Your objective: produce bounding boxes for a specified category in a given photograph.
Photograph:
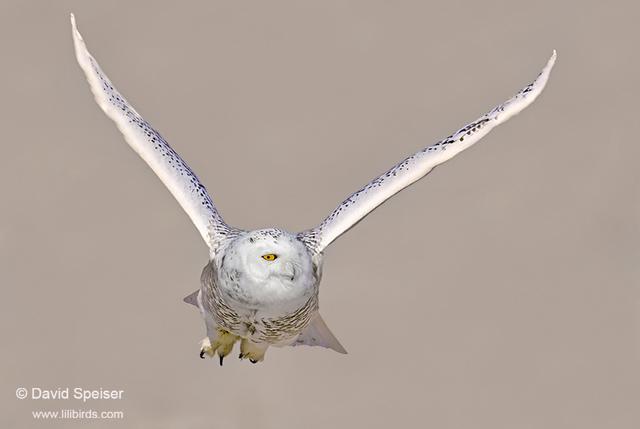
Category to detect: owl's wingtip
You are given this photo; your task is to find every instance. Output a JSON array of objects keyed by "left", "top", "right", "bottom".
[
  {"left": 547, "top": 50, "right": 557, "bottom": 69},
  {"left": 70, "top": 12, "right": 81, "bottom": 40},
  {"left": 537, "top": 49, "right": 557, "bottom": 81}
]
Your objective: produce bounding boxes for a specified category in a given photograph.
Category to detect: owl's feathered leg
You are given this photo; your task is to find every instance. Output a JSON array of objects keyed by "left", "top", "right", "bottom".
[
  {"left": 189, "top": 290, "right": 239, "bottom": 365},
  {"left": 239, "top": 339, "right": 268, "bottom": 363},
  {"left": 200, "top": 328, "right": 239, "bottom": 365}
]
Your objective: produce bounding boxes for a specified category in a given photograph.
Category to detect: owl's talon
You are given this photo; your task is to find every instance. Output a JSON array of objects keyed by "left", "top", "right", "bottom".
[
  {"left": 199, "top": 330, "right": 239, "bottom": 364},
  {"left": 239, "top": 339, "right": 267, "bottom": 363},
  {"left": 200, "top": 337, "right": 216, "bottom": 359}
]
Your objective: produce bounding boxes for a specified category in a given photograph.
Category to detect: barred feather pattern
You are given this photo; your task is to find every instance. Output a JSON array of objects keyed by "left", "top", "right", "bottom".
[{"left": 201, "top": 261, "right": 319, "bottom": 343}]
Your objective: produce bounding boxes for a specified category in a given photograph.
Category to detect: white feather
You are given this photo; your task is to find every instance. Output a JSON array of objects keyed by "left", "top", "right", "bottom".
[
  {"left": 70, "top": 14, "right": 232, "bottom": 249},
  {"left": 300, "top": 51, "right": 557, "bottom": 253}
]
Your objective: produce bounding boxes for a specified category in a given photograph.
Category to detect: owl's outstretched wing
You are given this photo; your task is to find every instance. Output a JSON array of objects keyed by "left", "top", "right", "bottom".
[
  {"left": 71, "top": 14, "right": 236, "bottom": 250},
  {"left": 298, "top": 51, "right": 556, "bottom": 254}
]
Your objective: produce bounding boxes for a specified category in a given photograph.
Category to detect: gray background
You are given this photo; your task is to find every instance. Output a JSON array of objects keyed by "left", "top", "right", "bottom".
[{"left": 1, "top": 0, "right": 638, "bottom": 428}]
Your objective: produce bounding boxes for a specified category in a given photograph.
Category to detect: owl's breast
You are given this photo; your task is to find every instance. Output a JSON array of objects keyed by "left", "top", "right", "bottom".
[{"left": 201, "top": 260, "right": 319, "bottom": 343}]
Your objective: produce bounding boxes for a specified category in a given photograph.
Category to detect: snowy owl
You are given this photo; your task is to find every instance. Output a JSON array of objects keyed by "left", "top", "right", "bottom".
[{"left": 71, "top": 15, "right": 556, "bottom": 364}]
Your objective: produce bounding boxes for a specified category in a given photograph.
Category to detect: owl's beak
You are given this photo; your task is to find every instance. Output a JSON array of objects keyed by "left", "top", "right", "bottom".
[{"left": 281, "top": 261, "right": 296, "bottom": 282}]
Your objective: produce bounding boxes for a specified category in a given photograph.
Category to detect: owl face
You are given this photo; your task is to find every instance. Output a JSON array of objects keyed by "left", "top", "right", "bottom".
[{"left": 217, "top": 229, "right": 316, "bottom": 312}]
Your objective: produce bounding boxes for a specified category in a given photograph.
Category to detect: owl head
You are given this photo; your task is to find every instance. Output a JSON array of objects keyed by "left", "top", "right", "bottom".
[{"left": 216, "top": 229, "right": 316, "bottom": 311}]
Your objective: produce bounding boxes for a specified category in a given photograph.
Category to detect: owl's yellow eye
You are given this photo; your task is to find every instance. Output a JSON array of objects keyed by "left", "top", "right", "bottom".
[{"left": 261, "top": 254, "right": 278, "bottom": 261}]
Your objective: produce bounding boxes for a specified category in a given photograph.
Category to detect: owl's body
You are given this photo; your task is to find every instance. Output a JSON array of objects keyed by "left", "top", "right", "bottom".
[
  {"left": 189, "top": 229, "right": 334, "bottom": 362},
  {"left": 71, "top": 14, "right": 556, "bottom": 364}
]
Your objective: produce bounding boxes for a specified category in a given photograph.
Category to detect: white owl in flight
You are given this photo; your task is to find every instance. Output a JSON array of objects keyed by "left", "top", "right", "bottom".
[{"left": 71, "top": 14, "right": 555, "bottom": 365}]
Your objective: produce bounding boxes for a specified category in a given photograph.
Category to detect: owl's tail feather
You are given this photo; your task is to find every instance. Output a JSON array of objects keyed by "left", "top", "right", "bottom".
[
  {"left": 292, "top": 313, "right": 347, "bottom": 354},
  {"left": 183, "top": 290, "right": 199, "bottom": 307}
]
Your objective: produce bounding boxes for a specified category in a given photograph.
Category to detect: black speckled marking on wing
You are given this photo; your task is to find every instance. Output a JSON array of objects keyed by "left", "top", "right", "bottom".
[
  {"left": 88, "top": 56, "right": 234, "bottom": 241},
  {"left": 298, "top": 52, "right": 556, "bottom": 254},
  {"left": 72, "top": 15, "right": 240, "bottom": 249}
]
